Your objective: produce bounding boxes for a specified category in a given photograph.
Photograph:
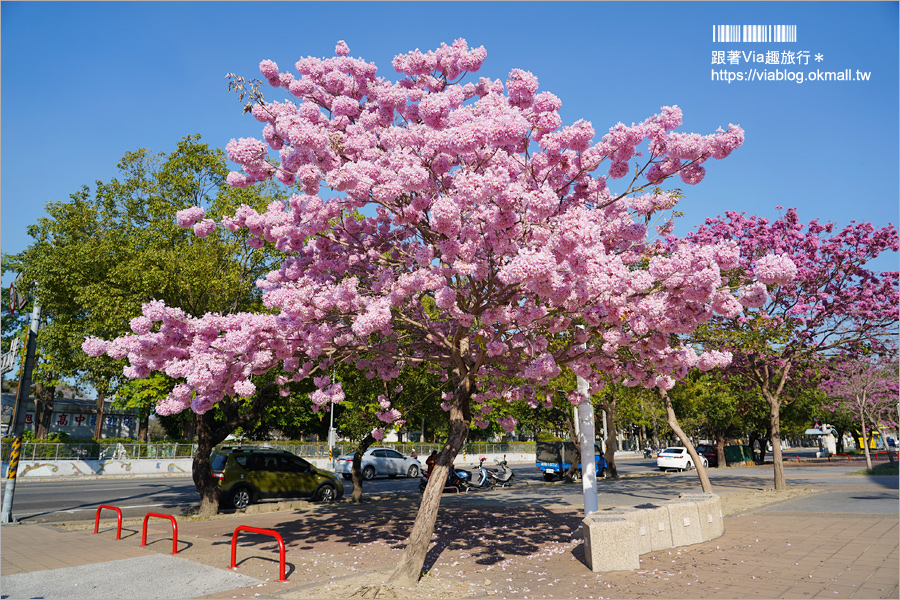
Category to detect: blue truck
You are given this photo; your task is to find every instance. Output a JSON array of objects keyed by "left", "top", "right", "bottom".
[{"left": 536, "top": 441, "right": 608, "bottom": 482}]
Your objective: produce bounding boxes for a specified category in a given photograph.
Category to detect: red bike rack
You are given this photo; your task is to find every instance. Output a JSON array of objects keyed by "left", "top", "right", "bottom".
[
  {"left": 93, "top": 505, "right": 123, "bottom": 540},
  {"left": 141, "top": 512, "right": 179, "bottom": 554},
  {"left": 230, "top": 526, "right": 289, "bottom": 582},
  {"left": 828, "top": 453, "right": 851, "bottom": 462},
  {"left": 781, "top": 454, "right": 801, "bottom": 462},
  {"left": 875, "top": 451, "right": 899, "bottom": 461}
]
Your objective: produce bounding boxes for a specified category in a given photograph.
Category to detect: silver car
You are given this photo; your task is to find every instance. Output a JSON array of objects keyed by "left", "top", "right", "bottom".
[
  {"left": 657, "top": 447, "right": 708, "bottom": 471},
  {"left": 335, "top": 447, "right": 422, "bottom": 480}
]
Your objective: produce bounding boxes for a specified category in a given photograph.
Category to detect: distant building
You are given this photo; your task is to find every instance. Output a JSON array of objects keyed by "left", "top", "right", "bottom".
[{"left": 0, "top": 394, "right": 138, "bottom": 439}]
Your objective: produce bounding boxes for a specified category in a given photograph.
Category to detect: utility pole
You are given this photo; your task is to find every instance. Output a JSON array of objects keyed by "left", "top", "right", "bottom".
[
  {"left": 576, "top": 373, "right": 598, "bottom": 516},
  {"left": 573, "top": 329, "right": 599, "bottom": 517},
  {"left": 2, "top": 300, "right": 41, "bottom": 524}
]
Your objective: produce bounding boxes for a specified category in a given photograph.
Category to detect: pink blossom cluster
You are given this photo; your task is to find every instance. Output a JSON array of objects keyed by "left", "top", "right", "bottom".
[
  {"left": 687, "top": 208, "right": 898, "bottom": 353},
  {"left": 752, "top": 253, "right": 797, "bottom": 285},
  {"left": 377, "top": 408, "right": 402, "bottom": 423},
  {"left": 497, "top": 416, "right": 518, "bottom": 432},
  {"left": 176, "top": 206, "right": 205, "bottom": 228},
  {"left": 310, "top": 381, "right": 344, "bottom": 412},
  {"left": 87, "top": 40, "right": 778, "bottom": 430},
  {"left": 696, "top": 350, "right": 733, "bottom": 371},
  {"left": 737, "top": 282, "right": 768, "bottom": 308},
  {"left": 822, "top": 355, "right": 898, "bottom": 433}
]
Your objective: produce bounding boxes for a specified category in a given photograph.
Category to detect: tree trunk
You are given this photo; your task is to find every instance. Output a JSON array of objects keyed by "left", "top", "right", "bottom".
[
  {"left": 659, "top": 388, "right": 713, "bottom": 493},
  {"left": 858, "top": 406, "right": 873, "bottom": 471},
  {"left": 600, "top": 399, "right": 618, "bottom": 478},
  {"left": 563, "top": 410, "right": 581, "bottom": 481},
  {"left": 191, "top": 386, "right": 280, "bottom": 517},
  {"left": 351, "top": 433, "right": 376, "bottom": 503},
  {"left": 714, "top": 430, "right": 726, "bottom": 468},
  {"left": 33, "top": 379, "right": 56, "bottom": 439},
  {"left": 747, "top": 354, "right": 793, "bottom": 490},
  {"left": 137, "top": 411, "right": 149, "bottom": 443},
  {"left": 194, "top": 413, "right": 222, "bottom": 518},
  {"left": 767, "top": 399, "right": 787, "bottom": 490},
  {"left": 181, "top": 416, "right": 196, "bottom": 441},
  {"left": 388, "top": 381, "right": 472, "bottom": 588},
  {"left": 94, "top": 394, "right": 105, "bottom": 440}
]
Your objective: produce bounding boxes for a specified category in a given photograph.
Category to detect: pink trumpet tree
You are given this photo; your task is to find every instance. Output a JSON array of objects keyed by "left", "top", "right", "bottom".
[
  {"left": 685, "top": 208, "right": 899, "bottom": 489},
  {"left": 823, "top": 355, "right": 899, "bottom": 470},
  {"left": 85, "top": 39, "right": 770, "bottom": 585}
]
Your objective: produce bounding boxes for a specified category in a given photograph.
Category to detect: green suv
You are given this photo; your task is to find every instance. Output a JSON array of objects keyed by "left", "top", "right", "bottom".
[{"left": 210, "top": 446, "right": 344, "bottom": 508}]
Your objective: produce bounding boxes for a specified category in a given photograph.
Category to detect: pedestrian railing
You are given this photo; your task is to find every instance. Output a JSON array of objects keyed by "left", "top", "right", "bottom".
[
  {"left": 0, "top": 441, "right": 199, "bottom": 462},
  {"left": 1, "top": 440, "right": 540, "bottom": 463}
]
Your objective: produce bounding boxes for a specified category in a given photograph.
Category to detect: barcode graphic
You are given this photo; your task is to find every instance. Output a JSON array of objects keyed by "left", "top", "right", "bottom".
[{"left": 713, "top": 25, "right": 797, "bottom": 43}]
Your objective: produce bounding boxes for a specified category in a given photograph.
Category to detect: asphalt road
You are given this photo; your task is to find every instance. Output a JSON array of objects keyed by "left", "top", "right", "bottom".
[
  {"left": 4, "top": 451, "right": 888, "bottom": 524},
  {"left": 1, "top": 457, "right": 662, "bottom": 524}
]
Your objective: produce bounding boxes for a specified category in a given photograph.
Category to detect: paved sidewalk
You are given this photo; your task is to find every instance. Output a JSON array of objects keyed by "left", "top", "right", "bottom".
[{"left": 2, "top": 473, "right": 897, "bottom": 599}]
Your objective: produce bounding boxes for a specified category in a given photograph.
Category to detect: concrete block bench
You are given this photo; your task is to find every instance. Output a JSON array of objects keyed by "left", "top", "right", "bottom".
[{"left": 582, "top": 492, "right": 724, "bottom": 573}]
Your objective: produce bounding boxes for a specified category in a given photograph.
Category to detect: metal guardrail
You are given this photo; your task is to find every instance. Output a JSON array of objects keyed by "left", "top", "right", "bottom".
[
  {"left": 0, "top": 442, "right": 199, "bottom": 462},
  {"left": 0, "top": 441, "right": 539, "bottom": 462}
]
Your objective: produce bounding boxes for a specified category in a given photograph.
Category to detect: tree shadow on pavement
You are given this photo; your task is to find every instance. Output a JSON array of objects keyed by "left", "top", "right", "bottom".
[{"left": 210, "top": 498, "right": 585, "bottom": 576}]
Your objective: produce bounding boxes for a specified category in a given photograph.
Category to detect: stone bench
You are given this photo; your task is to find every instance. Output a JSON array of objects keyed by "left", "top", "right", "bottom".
[{"left": 582, "top": 492, "right": 724, "bottom": 572}]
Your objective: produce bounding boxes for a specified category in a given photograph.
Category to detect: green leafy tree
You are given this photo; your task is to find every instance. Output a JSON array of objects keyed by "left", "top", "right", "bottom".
[
  {"left": 112, "top": 372, "right": 173, "bottom": 441},
  {"left": 239, "top": 382, "right": 322, "bottom": 441},
  {"left": 9, "top": 135, "right": 289, "bottom": 514},
  {"left": 666, "top": 370, "right": 744, "bottom": 467}
]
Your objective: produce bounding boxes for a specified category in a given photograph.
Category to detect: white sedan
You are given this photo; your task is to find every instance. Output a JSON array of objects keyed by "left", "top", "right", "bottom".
[
  {"left": 335, "top": 447, "right": 422, "bottom": 480},
  {"left": 657, "top": 447, "right": 708, "bottom": 471}
]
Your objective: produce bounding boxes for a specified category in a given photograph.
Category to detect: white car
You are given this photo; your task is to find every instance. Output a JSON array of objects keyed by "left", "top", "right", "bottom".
[
  {"left": 657, "top": 447, "right": 708, "bottom": 471},
  {"left": 335, "top": 447, "right": 422, "bottom": 480}
]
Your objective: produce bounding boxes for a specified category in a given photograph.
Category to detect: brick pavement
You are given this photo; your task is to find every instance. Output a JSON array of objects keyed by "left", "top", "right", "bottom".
[
  {"left": 1, "top": 480, "right": 897, "bottom": 599},
  {"left": 1, "top": 522, "right": 154, "bottom": 575}
]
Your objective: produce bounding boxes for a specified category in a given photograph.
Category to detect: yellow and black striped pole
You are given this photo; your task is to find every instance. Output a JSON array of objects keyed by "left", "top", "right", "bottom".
[
  {"left": 1, "top": 435, "right": 23, "bottom": 523},
  {"left": 6, "top": 436, "right": 22, "bottom": 479}
]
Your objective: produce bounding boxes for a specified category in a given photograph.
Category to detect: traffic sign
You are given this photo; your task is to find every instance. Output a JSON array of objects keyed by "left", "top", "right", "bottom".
[
  {"left": 8, "top": 283, "right": 27, "bottom": 315},
  {"left": 0, "top": 338, "right": 22, "bottom": 375}
]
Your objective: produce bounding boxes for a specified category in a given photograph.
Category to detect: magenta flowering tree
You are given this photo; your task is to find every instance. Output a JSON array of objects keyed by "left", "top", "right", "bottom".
[
  {"left": 823, "top": 355, "right": 898, "bottom": 470},
  {"left": 686, "top": 208, "right": 898, "bottom": 489},
  {"left": 84, "top": 39, "right": 769, "bottom": 585}
]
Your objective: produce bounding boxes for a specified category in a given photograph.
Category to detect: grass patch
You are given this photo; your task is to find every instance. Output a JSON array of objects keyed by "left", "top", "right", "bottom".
[{"left": 850, "top": 464, "right": 899, "bottom": 476}]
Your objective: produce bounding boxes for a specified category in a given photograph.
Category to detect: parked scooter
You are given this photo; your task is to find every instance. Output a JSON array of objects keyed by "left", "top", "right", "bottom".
[
  {"left": 419, "top": 466, "right": 470, "bottom": 493},
  {"left": 466, "top": 456, "right": 495, "bottom": 490},
  {"left": 485, "top": 455, "right": 515, "bottom": 487}
]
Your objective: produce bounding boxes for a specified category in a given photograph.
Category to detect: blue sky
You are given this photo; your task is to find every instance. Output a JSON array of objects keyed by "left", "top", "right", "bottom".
[{"left": 3, "top": 1, "right": 898, "bottom": 286}]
